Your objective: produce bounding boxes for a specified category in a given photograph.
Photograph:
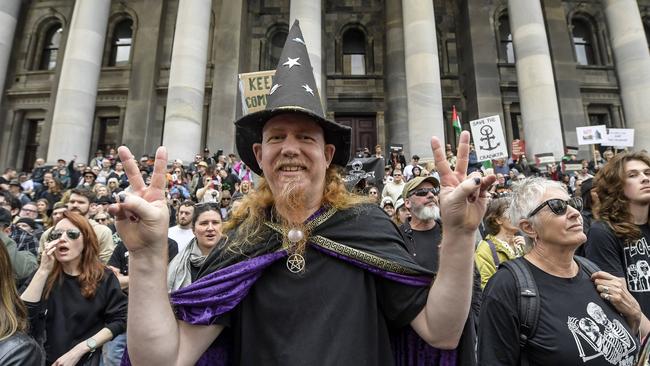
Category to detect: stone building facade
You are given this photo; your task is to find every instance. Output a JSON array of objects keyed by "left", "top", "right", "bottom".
[{"left": 1, "top": 0, "right": 650, "bottom": 171}]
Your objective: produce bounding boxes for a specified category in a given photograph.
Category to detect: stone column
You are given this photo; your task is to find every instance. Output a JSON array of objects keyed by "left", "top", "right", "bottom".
[
  {"left": 0, "top": 0, "right": 21, "bottom": 106},
  {"left": 121, "top": 0, "right": 165, "bottom": 157},
  {"left": 610, "top": 104, "right": 622, "bottom": 128},
  {"left": 503, "top": 103, "right": 514, "bottom": 148},
  {"left": 290, "top": 0, "right": 325, "bottom": 107},
  {"left": 603, "top": 0, "right": 650, "bottom": 150},
  {"left": 384, "top": 0, "right": 409, "bottom": 151},
  {"left": 508, "top": 0, "right": 564, "bottom": 159},
  {"left": 207, "top": 0, "right": 243, "bottom": 155},
  {"left": 402, "top": 0, "right": 444, "bottom": 158},
  {"left": 46, "top": 0, "right": 111, "bottom": 164},
  {"left": 162, "top": 0, "right": 212, "bottom": 162}
]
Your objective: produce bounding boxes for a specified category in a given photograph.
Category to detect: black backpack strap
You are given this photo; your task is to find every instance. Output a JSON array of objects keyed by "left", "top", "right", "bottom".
[
  {"left": 485, "top": 239, "right": 500, "bottom": 267},
  {"left": 501, "top": 259, "right": 540, "bottom": 366},
  {"left": 574, "top": 255, "right": 601, "bottom": 276}
]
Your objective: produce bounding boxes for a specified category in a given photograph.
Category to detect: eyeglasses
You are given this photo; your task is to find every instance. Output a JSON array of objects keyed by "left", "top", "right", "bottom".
[
  {"left": 174, "top": 171, "right": 181, "bottom": 173},
  {"left": 49, "top": 228, "right": 81, "bottom": 240},
  {"left": 527, "top": 197, "right": 583, "bottom": 218},
  {"left": 393, "top": 174, "right": 402, "bottom": 177},
  {"left": 369, "top": 191, "right": 378, "bottom": 195},
  {"left": 20, "top": 208, "right": 38, "bottom": 214},
  {"left": 408, "top": 187, "right": 440, "bottom": 197}
]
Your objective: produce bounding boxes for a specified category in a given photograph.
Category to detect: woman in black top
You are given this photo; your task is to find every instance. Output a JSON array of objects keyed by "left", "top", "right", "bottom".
[
  {"left": 478, "top": 177, "right": 646, "bottom": 365},
  {"left": 21, "top": 211, "right": 127, "bottom": 365}
]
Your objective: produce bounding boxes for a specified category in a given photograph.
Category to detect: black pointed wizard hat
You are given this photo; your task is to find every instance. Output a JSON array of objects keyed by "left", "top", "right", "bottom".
[{"left": 235, "top": 20, "right": 351, "bottom": 176}]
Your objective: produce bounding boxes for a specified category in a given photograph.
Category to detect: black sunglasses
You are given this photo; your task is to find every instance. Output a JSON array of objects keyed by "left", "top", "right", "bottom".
[
  {"left": 527, "top": 197, "right": 583, "bottom": 218},
  {"left": 409, "top": 187, "right": 440, "bottom": 197},
  {"left": 49, "top": 228, "right": 81, "bottom": 240}
]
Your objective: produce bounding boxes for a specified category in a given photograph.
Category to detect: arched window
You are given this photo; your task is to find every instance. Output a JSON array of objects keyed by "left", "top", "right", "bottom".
[
  {"left": 342, "top": 28, "right": 366, "bottom": 75},
  {"left": 39, "top": 25, "right": 62, "bottom": 70},
  {"left": 269, "top": 30, "right": 288, "bottom": 69},
  {"left": 572, "top": 18, "right": 596, "bottom": 65},
  {"left": 498, "top": 14, "right": 515, "bottom": 63},
  {"left": 109, "top": 19, "right": 133, "bottom": 66}
]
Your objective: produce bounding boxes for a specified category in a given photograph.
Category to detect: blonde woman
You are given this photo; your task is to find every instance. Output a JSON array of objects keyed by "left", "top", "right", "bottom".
[{"left": 0, "top": 243, "right": 44, "bottom": 364}]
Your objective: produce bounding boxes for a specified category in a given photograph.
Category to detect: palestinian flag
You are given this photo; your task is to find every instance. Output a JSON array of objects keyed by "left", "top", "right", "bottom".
[{"left": 452, "top": 105, "right": 462, "bottom": 138}]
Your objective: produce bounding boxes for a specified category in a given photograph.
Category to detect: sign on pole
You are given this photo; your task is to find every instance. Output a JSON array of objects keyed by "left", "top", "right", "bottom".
[
  {"left": 469, "top": 115, "right": 508, "bottom": 162},
  {"left": 601, "top": 128, "right": 634, "bottom": 147},
  {"left": 238, "top": 70, "right": 276, "bottom": 115},
  {"left": 576, "top": 125, "right": 607, "bottom": 145},
  {"left": 535, "top": 152, "right": 556, "bottom": 166}
]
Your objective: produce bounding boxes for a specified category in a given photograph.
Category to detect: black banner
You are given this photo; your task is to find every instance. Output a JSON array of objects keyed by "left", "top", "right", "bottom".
[{"left": 343, "top": 157, "right": 385, "bottom": 192}]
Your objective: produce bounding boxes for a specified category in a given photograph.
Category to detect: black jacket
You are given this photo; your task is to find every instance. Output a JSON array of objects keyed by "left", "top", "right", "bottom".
[{"left": 0, "top": 332, "right": 44, "bottom": 366}]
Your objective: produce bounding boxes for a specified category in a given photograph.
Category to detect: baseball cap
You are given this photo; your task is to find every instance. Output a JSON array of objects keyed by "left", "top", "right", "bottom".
[
  {"left": 395, "top": 198, "right": 405, "bottom": 210},
  {"left": 380, "top": 196, "right": 395, "bottom": 209},
  {"left": 197, "top": 161, "right": 208, "bottom": 168},
  {"left": 15, "top": 217, "right": 37, "bottom": 230},
  {"left": 402, "top": 176, "right": 440, "bottom": 200}
]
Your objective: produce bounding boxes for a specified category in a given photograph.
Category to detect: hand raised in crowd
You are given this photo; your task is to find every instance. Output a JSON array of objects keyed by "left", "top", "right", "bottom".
[
  {"left": 39, "top": 239, "right": 60, "bottom": 274},
  {"left": 108, "top": 146, "right": 170, "bottom": 255},
  {"left": 431, "top": 131, "right": 495, "bottom": 234}
]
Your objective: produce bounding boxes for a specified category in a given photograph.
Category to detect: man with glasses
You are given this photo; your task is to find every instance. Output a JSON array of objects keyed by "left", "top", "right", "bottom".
[
  {"left": 381, "top": 168, "right": 406, "bottom": 202},
  {"left": 401, "top": 177, "right": 442, "bottom": 271}
]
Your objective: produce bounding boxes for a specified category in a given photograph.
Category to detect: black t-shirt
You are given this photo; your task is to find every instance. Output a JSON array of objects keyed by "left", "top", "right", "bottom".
[
  {"left": 585, "top": 221, "right": 650, "bottom": 314},
  {"left": 478, "top": 258, "right": 638, "bottom": 365},
  {"left": 217, "top": 245, "right": 429, "bottom": 366},
  {"left": 403, "top": 223, "right": 442, "bottom": 272},
  {"left": 108, "top": 238, "right": 179, "bottom": 275},
  {"left": 25, "top": 269, "right": 128, "bottom": 365}
]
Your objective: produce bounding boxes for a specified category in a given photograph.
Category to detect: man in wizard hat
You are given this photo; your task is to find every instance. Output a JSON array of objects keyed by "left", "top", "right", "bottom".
[{"left": 112, "top": 20, "right": 495, "bottom": 365}]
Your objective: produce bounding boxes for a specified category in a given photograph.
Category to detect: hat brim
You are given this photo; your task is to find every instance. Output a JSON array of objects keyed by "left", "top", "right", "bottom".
[{"left": 235, "top": 106, "right": 351, "bottom": 176}]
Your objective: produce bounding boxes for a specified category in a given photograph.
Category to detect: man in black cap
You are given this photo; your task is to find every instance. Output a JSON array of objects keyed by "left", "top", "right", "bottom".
[{"left": 110, "top": 20, "right": 495, "bottom": 365}]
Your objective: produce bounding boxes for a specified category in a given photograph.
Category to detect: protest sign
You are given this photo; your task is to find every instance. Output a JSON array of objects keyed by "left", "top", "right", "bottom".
[
  {"left": 469, "top": 115, "right": 508, "bottom": 162},
  {"left": 511, "top": 139, "right": 525, "bottom": 159},
  {"left": 601, "top": 128, "right": 634, "bottom": 147},
  {"left": 238, "top": 70, "right": 276, "bottom": 114},
  {"left": 562, "top": 162, "right": 583, "bottom": 174},
  {"left": 576, "top": 125, "right": 606, "bottom": 145},
  {"left": 565, "top": 146, "right": 579, "bottom": 156}
]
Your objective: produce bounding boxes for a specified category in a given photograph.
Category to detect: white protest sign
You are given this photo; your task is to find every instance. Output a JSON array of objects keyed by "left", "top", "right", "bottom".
[
  {"left": 601, "top": 128, "right": 634, "bottom": 147},
  {"left": 469, "top": 115, "right": 508, "bottom": 162},
  {"left": 576, "top": 125, "right": 606, "bottom": 145}
]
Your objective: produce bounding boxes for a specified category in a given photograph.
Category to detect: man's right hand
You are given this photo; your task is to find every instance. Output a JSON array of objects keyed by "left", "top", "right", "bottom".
[{"left": 108, "top": 146, "right": 170, "bottom": 255}]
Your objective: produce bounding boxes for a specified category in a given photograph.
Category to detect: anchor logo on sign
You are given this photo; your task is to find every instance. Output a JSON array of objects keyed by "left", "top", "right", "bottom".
[{"left": 479, "top": 125, "right": 500, "bottom": 151}]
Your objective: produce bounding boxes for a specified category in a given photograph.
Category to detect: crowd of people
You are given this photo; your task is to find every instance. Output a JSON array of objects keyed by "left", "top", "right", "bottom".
[{"left": 2, "top": 20, "right": 650, "bottom": 366}]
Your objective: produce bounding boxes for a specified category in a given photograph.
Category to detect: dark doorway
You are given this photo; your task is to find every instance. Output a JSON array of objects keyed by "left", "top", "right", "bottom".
[
  {"left": 96, "top": 117, "right": 121, "bottom": 153},
  {"left": 335, "top": 115, "right": 377, "bottom": 159},
  {"left": 22, "top": 119, "right": 44, "bottom": 172}
]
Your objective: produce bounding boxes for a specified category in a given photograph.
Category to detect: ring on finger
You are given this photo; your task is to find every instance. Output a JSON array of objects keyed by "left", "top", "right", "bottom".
[{"left": 603, "top": 286, "right": 609, "bottom": 294}]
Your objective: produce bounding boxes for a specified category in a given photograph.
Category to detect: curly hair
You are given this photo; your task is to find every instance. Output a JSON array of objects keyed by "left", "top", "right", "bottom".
[
  {"left": 222, "top": 166, "right": 371, "bottom": 254},
  {"left": 595, "top": 151, "right": 650, "bottom": 242},
  {"left": 44, "top": 211, "right": 105, "bottom": 299}
]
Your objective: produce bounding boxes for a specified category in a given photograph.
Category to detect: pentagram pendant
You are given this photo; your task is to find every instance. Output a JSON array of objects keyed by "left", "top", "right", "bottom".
[{"left": 286, "top": 253, "right": 305, "bottom": 273}]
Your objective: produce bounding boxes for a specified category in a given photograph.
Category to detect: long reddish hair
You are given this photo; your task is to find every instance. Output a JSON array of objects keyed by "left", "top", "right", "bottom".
[
  {"left": 0, "top": 243, "right": 28, "bottom": 340},
  {"left": 44, "top": 211, "right": 105, "bottom": 299}
]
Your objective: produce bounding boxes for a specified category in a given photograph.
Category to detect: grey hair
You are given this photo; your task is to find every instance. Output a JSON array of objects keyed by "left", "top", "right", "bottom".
[{"left": 507, "top": 177, "right": 566, "bottom": 248}]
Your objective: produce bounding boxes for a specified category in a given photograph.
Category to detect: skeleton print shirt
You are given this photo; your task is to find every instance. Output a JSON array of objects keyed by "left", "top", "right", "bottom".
[{"left": 478, "top": 258, "right": 638, "bottom": 365}]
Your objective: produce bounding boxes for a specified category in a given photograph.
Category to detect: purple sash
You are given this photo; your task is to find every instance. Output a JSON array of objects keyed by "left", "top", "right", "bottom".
[{"left": 121, "top": 245, "right": 457, "bottom": 365}]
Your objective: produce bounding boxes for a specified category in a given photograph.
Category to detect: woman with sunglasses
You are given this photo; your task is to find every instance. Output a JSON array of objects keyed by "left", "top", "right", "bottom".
[
  {"left": 167, "top": 203, "right": 223, "bottom": 291},
  {"left": 478, "top": 177, "right": 645, "bottom": 365},
  {"left": 20, "top": 211, "right": 127, "bottom": 366},
  {"left": 586, "top": 152, "right": 650, "bottom": 320}
]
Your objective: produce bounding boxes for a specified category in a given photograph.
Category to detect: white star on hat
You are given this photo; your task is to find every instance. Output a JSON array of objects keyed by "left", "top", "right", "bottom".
[
  {"left": 292, "top": 37, "right": 305, "bottom": 45},
  {"left": 302, "top": 84, "right": 314, "bottom": 96},
  {"left": 282, "top": 57, "right": 301, "bottom": 68},
  {"left": 269, "top": 84, "right": 281, "bottom": 95}
]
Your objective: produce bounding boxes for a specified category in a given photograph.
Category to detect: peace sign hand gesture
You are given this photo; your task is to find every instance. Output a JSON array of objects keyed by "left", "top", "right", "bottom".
[
  {"left": 432, "top": 131, "right": 495, "bottom": 235},
  {"left": 108, "top": 146, "right": 170, "bottom": 256}
]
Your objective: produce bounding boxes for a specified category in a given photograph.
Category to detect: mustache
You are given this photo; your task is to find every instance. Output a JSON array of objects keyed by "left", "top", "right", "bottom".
[{"left": 274, "top": 159, "right": 308, "bottom": 171}]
